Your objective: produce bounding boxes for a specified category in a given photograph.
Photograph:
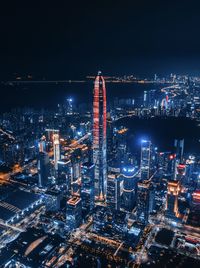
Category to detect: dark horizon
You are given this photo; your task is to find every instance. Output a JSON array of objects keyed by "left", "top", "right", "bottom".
[{"left": 1, "top": 1, "right": 200, "bottom": 79}]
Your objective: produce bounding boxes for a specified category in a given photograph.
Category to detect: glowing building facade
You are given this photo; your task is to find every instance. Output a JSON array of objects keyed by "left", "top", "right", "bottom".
[
  {"left": 140, "top": 140, "right": 151, "bottom": 181},
  {"left": 120, "top": 167, "right": 139, "bottom": 212},
  {"left": 81, "top": 162, "right": 95, "bottom": 213},
  {"left": 192, "top": 190, "right": 200, "bottom": 210},
  {"left": 166, "top": 180, "right": 181, "bottom": 218},
  {"left": 93, "top": 71, "right": 107, "bottom": 200},
  {"left": 38, "top": 152, "right": 50, "bottom": 188},
  {"left": 66, "top": 196, "right": 82, "bottom": 230},
  {"left": 53, "top": 133, "right": 60, "bottom": 170},
  {"left": 106, "top": 172, "right": 121, "bottom": 210},
  {"left": 136, "top": 180, "right": 150, "bottom": 225}
]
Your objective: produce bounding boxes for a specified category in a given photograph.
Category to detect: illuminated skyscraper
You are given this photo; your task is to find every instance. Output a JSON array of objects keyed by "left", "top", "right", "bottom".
[
  {"left": 115, "top": 127, "right": 128, "bottom": 166},
  {"left": 38, "top": 135, "right": 46, "bottom": 153},
  {"left": 106, "top": 172, "right": 121, "bottom": 210},
  {"left": 66, "top": 98, "right": 73, "bottom": 115},
  {"left": 93, "top": 71, "right": 107, "bottom": 200},
  {"left": 66, "top": 196, "right": 82, "bottom": 230},
  {"left": 120, "top": 166, "right": 139, "bottom": 212},
  {"left": 81, "top": 162, "right": 95, "bottom": 214},
  {"left": 71, "top": 157, "right": 82, "bottom": 195},
  {"left": 38, "top": 152, "right": 50, "bottom": 188},
  {"left": 192, "top": 190, "right": 200, "bottom": 211},
  {"left": 149, "top": 183, "right": 156, "bottom": 213},
  {"left": 174, "top": 139, "right": 184, "bottom": 163},
  {"left": 143, "top": 91, "right": 147, "bottom": 107},
  {"left": 136, "top": 180, "right": 150, "bottom": 225},
  {"left": 166, "top": 180, "right": 181, "bottom": 218},
  {"left": 140, "top": 140, "right": 151, "bottom": 181},
  {"left": 57, "top": 159, "right": 72, "bottom": 193},
  {"left": 53, "top": 133, "right": 60, "bottom": 170}
]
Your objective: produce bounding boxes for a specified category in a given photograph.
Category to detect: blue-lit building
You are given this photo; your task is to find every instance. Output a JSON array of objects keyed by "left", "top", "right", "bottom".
[
  {"left": 136, "top": 180, "right": 150, "bottom": 225},
  {"left": 81, "top": 162, "right": 95, "bottom": 215},
  {"left": 106, "top": 172, "right": 121, "bottom": 210},
  {"left": 174, "top": 139, "right": 184, "bottom": 163},
  {"left": 120, "top": 166, "right": 139, "bottom": 212},
  {"left": 66, "top": 196, "right": 82, "bottom": 230},
  {"left": 149, "top": 183, "right": 156, "bottom": 213},
  {"left": 143, "top": 89, "right": 157, "bottom": 108},
  {"left": 45, "top": 189, "right": 61, "bottom": 212},
  {"left": 71, "top": 157, "right": 82, "bottom": 195},
  {"left": 143, "top": 91, "right": 148, "bottom": 107},
  {"left": 140, "top": 140, "right": 151, "bottom": 181},
  {"left": 66, "top": 98, "right": 73, "bottom": 115},
  {"left": 115, "top": 127, "right": 128, "bottom": 167},
  {"left": 57, "top": 160, "right": 72, "bottom": 195},
  {"left": 38, "top": 152, "right": 50, "bottom": 188},
  {"left": 157, "top": 152, "right": 176, "bottom": 176}
]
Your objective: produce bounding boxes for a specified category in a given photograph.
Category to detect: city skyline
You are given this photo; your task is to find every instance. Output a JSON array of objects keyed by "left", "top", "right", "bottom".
[
  {"left": 1, "top": 1, "right": 200, "bottom": 267},
  {"left": 1, "top": 67, "right": 200, "bottom": 267}
]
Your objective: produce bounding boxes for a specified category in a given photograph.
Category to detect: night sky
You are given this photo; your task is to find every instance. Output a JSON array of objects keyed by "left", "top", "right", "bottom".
[{"left": 1, "top": 1, "right": 200, "bottom": 79}]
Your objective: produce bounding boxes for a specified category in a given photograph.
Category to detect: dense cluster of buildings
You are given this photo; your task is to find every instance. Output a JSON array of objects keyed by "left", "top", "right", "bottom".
[{"left": 0, "top": 73, "right": 200, "bottom": 267}]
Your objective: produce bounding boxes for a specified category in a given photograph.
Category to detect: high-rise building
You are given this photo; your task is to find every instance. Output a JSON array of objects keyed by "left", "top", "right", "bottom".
[
  {"left": 45, "top": 189, "right": 61, "bottom": 211},
  {"left": 166, "top": 180, "right": 181, "bottom": 218},
  {"left": 107, "top": 117, "right": 114, "bottom": 161},
  {"left": 53, "top": 133, "right": 60, "bottom": 170},
  {"left": 149, "top": 90, "right": 157, "bottom": 108},
  {"left": 38, "top": 135, "right": 46, "bottom": 153},
  {"left": 106, "top": 172, "right": 121, "bottom": 210},
  {"left": 157, "top": 152, "right": 176, "bottom": 176},
  {"left": 66, "top": 98, "right": 73, "bottom": 115},
  {"left": 38, "top": 152, "right": 50, "bottom": 188},
  {"left": 149, "top": 183, "right": 156, "bottom": 213},
  {"left": 191, "top": 190, "right": 200, "bottom": 211},
  {"left": 143, "top": 91, "right": 147, "bottom": 107},
  {"left": 81, "top": 162, "right": 95, "bottom": 214},
  {"left": 71, "top": 157, "right": 82, "bottom": 195},
  {"left": 66, "top": 196, "right": 82, "bottom": 230},
  {"left": 174, "top": 139, "right": 184, "bottom": 163},
  {"left": 57, "top": 160, "right": 72, "bottom": 195},
  {"left": 140, "top": 140, "right": 151, "bottom": 181},
  {"left": 115, "top": 127, "right": 128, "bottom": 166},
  {"left": 136, "top": 180, "right": 150, "bottom": 225},
  {"left": 93, "top": 71, "right": 107, "bottom": 200},
  {"left": 120, "top": 167, "right": 139, "bottom": 212}
]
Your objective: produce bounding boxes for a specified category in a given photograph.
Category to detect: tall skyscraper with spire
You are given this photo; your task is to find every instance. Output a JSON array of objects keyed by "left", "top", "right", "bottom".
[{"left": 93, "top": 71, "right": 107, "bottom": 201}]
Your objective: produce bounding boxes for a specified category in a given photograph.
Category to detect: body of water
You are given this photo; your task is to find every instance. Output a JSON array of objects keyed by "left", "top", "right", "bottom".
[
  {"left": 0, "top": 81, "right": 158, "bottom": 112},
  {"left": 117, "top": 117, "right": 200, "bottom": 154}
]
